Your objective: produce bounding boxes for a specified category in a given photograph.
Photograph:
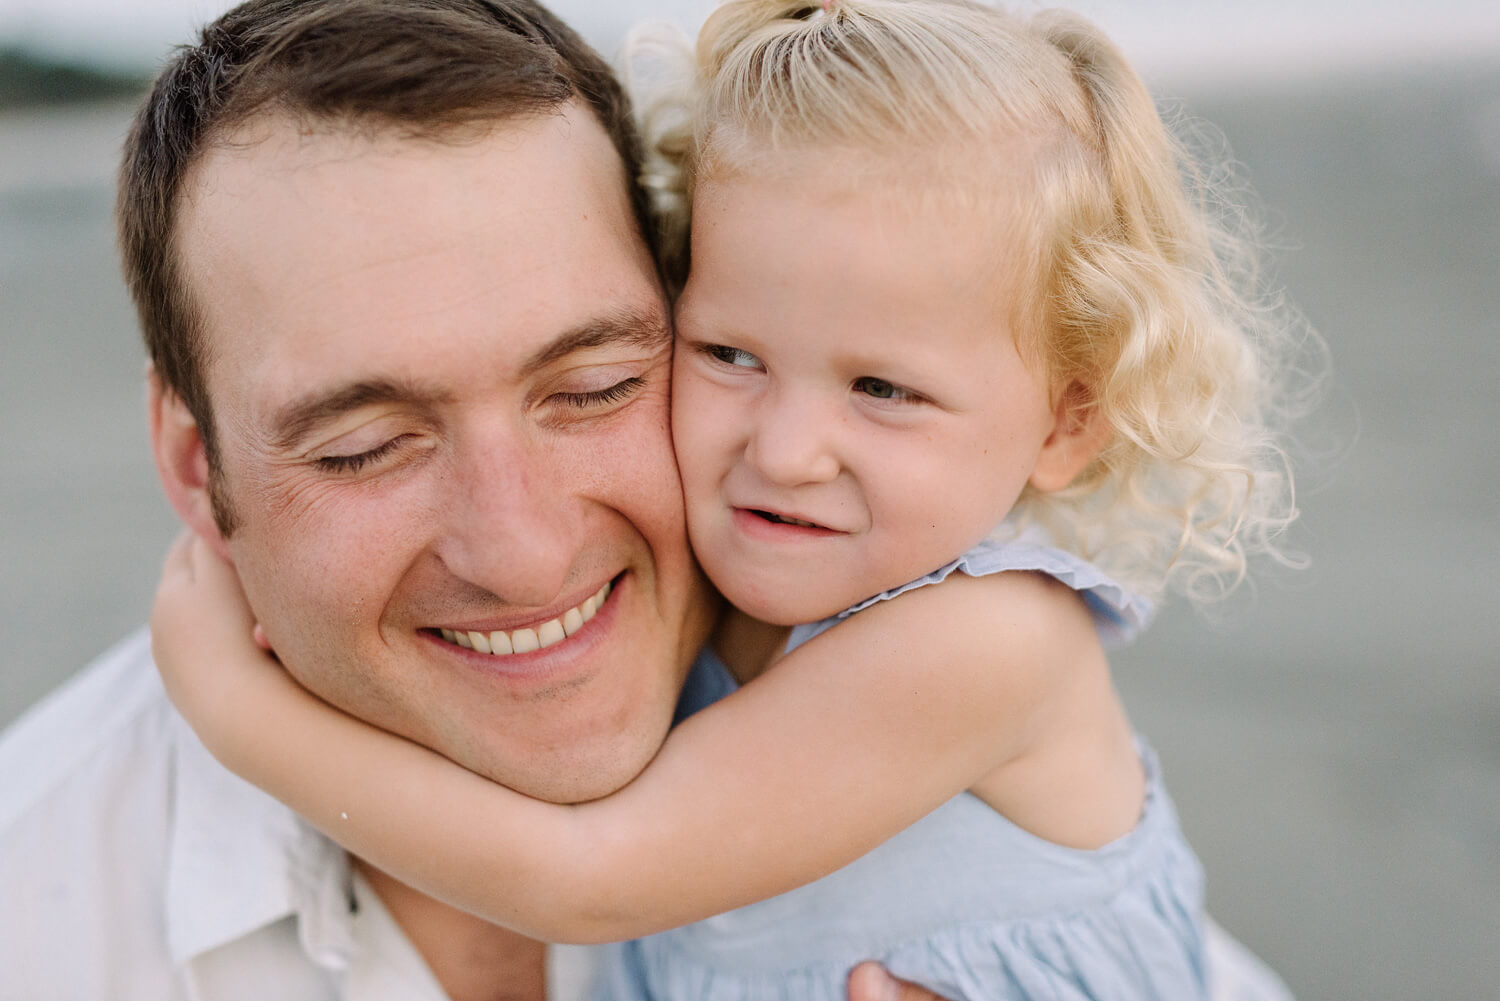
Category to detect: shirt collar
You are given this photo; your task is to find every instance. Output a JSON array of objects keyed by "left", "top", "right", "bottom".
[{"left": 164, "top": 711, "right": 355, "bottom": 968}]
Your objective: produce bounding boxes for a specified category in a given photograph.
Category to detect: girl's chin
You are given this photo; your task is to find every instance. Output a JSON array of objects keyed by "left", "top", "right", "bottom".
[{"left": 714, "top": 576, "right": 856, "bottom": 628}]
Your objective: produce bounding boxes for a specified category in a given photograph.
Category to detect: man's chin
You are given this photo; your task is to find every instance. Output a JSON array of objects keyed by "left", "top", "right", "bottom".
[
  {"left": 462, "top": 720, "right": 668, "bottom": 805},
  {"left": 481, "top": 756, "right": 652, "bottom": 806}
]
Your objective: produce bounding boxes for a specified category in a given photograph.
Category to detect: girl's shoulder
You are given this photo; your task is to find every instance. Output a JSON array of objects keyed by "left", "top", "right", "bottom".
[{"left": 786, "top": 535, "right": 1154, "bottom": 655}]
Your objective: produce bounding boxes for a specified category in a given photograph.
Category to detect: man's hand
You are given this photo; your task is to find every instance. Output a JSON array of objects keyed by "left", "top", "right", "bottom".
[{"left": 847, "top": 962, "right": 950, "bottom": 1001}]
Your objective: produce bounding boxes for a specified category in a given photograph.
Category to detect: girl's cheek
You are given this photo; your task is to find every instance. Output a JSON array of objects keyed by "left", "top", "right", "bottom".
[{"left": 670, "top": 375, "right": 720, "bottom": 469}]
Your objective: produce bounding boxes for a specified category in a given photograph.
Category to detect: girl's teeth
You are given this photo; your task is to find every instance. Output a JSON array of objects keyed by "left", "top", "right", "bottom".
[{"left": 443, "top": 578, "right": 611, "bottom": 656}]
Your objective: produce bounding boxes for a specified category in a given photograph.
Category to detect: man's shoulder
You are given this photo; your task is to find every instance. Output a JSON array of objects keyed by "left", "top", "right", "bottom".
[
  {"left": 0, "top": 628, "right": 193, "bottom": 992},
  {"left": 0, "top": 627, "right": 174, "bottom": 834}
]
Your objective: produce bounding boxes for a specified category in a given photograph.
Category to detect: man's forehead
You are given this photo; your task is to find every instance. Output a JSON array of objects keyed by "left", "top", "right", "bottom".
[
  {"left": 174, "top": 104, "right": 663, "bottom": 430},
  {"left": 175, "top": 100, "right": 636, "bottom": 299},
  {"left": 182, "top": 105, "right": 604, "bottom": 213}
]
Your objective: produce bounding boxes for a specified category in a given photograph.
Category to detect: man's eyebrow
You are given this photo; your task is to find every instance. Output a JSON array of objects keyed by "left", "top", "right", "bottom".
[
  {"left": 518, "top": 308, "right": 671, "bottom": 377},
  {"left": 265, "top": 312, "right": 667, "bottom": 450},
  {"left": 269, "top": 379, "right": 454, "bottom": 451}
]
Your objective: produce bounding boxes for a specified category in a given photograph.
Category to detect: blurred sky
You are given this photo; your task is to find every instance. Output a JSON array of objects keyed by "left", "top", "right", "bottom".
[{"left": 1, "top": 0, "right": 1498, "bottom": 87}]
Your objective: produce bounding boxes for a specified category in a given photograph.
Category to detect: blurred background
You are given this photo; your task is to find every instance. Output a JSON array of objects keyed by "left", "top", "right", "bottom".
[{"left": 1, "top": 1, "right": 1496, "bottom": 997}]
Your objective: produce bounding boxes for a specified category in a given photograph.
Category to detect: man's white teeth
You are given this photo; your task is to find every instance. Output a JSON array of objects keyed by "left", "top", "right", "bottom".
[
  {"left": 537, "top": 619, "right": 566, "bottom": 648},
  {"left": 443, "top": 580, "right": 611, "bottom": 656}
]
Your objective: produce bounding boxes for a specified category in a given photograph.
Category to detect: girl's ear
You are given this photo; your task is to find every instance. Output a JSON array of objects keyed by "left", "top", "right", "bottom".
[
  {"left": 1029, "top": 381, "right": 1113, "bottom": 494},
  {"left": 148, "top": 366, "right": 234, "bottom": 561}
]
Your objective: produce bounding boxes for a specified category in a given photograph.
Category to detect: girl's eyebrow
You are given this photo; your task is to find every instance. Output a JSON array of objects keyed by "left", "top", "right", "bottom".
[{"left": 518, "top": 308, "right": 671, "bottom": 377}]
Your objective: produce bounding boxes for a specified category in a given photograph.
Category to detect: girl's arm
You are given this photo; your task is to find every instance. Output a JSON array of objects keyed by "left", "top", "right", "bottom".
[{"left": 153, "top": 534, "right": 1090, "bottom": 944}]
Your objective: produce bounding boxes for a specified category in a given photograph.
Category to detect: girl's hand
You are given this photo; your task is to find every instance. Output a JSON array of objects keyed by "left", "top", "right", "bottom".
[{"left": 151, "top": 531, "right": 283, "bottom": 749}]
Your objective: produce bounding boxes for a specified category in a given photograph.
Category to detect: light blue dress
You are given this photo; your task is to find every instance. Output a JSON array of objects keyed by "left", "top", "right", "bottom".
[{"left": 595, "top": 538, "right": 1207, "bottom": 1001}]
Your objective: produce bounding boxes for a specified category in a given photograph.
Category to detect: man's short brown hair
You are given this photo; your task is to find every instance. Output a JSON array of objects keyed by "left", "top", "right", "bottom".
[{"left": 118, "top": 0, "right": 651, "bottom": 517}]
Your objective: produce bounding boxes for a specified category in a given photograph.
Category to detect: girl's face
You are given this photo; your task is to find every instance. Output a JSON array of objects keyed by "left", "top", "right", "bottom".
[{"left": 671, "top": 158, "right": 1063, "bottom": 625}]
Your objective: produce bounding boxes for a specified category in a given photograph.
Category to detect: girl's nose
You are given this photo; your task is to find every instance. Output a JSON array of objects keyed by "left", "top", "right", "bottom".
[{"left": 743, "top": 394, "right": 842, "bottom": 486}]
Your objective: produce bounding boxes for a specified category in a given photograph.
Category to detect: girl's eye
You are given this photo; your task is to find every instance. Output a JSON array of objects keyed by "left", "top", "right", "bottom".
[
  {"left": 853, "top": 377, "right": 919, "bottom": 403},
  {"left": 315, "top": 436, "right": 408, "bottom": 474},
  {"left": 703, "top": 344, "right": 763, "bottom": 369},
  {"left": 551, "top": 376, "right": 646, "bottom": 409}
]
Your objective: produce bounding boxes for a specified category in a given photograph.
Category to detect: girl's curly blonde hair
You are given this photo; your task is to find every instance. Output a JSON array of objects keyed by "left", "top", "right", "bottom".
[{"left": 627, "top": 0, "right": 1319, "bottom": 605}]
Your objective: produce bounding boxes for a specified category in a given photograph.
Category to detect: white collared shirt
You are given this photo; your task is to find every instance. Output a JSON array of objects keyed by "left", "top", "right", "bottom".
[{"left": 0, "top": 628, "right": 594, "bottom": 1001}]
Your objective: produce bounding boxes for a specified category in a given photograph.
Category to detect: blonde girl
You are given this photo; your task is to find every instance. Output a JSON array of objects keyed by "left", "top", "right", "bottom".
[{"left": 154, "top": 1, "right": 1306, "bottom": 998}]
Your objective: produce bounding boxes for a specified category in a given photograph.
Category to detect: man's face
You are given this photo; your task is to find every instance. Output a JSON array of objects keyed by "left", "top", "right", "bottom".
[{"left": 175, "top": 105, "right": 712, "bottom": 803}]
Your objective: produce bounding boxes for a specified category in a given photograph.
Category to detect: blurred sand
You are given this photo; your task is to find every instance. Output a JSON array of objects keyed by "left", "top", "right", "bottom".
[{"left": 2, "top": 62, "right": 1497, "bottom": 999}]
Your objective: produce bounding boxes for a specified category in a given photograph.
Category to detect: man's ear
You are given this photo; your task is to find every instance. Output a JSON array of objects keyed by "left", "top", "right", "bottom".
[
  {"left": 1028, "top": 381, "right": 1113, "bottom": 494},
  {"left": 148, "top": 366, "right": 233, "bottom": 561}
]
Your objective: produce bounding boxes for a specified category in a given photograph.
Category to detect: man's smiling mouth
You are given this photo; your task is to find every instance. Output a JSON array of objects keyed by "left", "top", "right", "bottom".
[{"left": 435, "top": 578, "right": 612, "bottom": 655}]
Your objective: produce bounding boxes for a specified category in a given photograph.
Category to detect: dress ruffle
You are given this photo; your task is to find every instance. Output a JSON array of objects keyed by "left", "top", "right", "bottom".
[
  {"left": 597, "top": 744, "right": 1209, "bottom": 1001},
  {"left": 609, "top": 871, "right": 1206, "bottom": 1001}
]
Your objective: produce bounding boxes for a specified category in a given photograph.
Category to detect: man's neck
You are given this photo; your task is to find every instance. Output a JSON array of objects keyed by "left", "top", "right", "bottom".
[{"left": 358, "top": 861, "right": 547, "bottom": 1001}]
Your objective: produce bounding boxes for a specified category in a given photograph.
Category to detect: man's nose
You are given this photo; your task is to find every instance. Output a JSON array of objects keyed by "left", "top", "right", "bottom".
[
  {"left": 434, "top": 429, "right": 576, "bottom": 606},
  {"left": 743, "top": 389, "right": 842, "bottom": 486}
]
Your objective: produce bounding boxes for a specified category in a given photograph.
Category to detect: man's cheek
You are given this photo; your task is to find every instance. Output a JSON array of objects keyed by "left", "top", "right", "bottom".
[
  {"left": 607, "top": 431, "right": 688, "bottom": 531},
  {"left": 576, "top": 388, "right": 682, "bottom": 505},
  {"left": 245, "top": 459, "right": 412, "bottom": 533},
  {"left": 229, "top": 490, "right": 412, "bottom": 647}
]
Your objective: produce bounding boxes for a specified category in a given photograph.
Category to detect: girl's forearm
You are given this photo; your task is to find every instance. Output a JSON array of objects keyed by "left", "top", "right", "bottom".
[{"left": 203, "top": 574, "right": 1041, "bottom": 942}]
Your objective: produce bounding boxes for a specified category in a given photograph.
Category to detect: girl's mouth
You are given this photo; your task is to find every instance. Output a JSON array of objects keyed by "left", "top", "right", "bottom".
[
  {"left": 732, "top": 507, "right": 843, "bottom": 538},
  {"left": 750, "top": 510, "right": 822, "bottom": 529}
]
